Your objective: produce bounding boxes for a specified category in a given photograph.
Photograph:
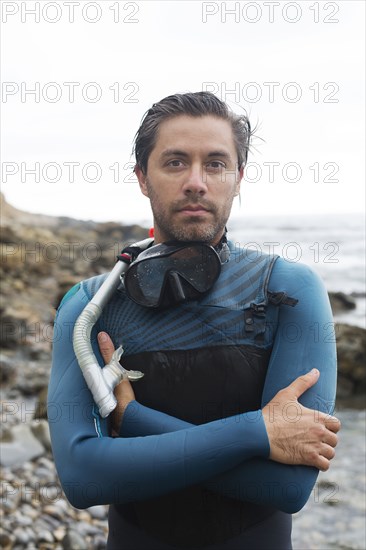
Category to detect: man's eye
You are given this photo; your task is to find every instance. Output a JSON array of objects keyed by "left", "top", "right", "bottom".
[
  {"left": 207, "top": 161, "right": 225, "bottom": 170},
  {"left": 167, "top": 160, "right": 184, "bottom": 167}
]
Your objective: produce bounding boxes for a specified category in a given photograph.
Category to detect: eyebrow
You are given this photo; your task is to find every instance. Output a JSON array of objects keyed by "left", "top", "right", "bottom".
[
  {"left": 160, "top": 149, "right": 189, "bottom": 159},
  {"left": 207, "top": 151, "right": 232, "bottom": 161},
  {"left": 160, "top": 149, "right": 232, "bottom": 161}
]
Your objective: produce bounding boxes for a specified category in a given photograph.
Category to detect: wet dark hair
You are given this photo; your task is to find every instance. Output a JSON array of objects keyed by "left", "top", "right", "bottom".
[{"left": 133, "top": 91, "right": 251, "bottom": 174}]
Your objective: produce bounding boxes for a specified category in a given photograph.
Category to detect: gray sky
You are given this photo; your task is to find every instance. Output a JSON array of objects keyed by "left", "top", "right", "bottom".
[{"left": 1, "top": 0, "right": 365, "bottom": 223}]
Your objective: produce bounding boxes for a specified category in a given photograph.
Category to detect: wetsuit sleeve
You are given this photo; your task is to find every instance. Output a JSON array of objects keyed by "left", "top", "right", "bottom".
[
  {"left": 207, "top": 259, "right": 337, "bottom": 512},
  {"left": 120, "top": 260, "right": 337, "bottom": 513},
  {"left": 48, "top": 282, "right": 270, "bottom": 509}
]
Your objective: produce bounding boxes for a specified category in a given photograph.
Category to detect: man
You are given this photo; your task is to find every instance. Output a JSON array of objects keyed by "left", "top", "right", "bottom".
[{"left": 48, "top": 92, "right": 340, "bottom": 549}]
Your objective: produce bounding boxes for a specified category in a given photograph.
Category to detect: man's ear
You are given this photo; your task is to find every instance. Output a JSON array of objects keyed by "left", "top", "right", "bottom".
[{"left": 135, "top": 165, "right": 149, "bottom": 197}]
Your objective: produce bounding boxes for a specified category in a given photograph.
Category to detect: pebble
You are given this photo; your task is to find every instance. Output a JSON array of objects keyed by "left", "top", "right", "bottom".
[
  {"left": 0, "top": 424, "right": 45, "bottom": 467},
  {"left": 93, "top": 535, "right": 109, "bottom": 549},
  {"left": 53, "top": 498, "right": 72, "bottom": 515},
  {"left": 36, "top": 529, "right": 54, "bottom": 544},
  {"left": 13, "top": 527, "right": 33, "bottom": 545},
  {"left": 62, "top": 529, "right": 87, "bottom": 550},
  {"left": 11, "top": 511, "right": 33, "bottom": 526},
  {"left": 54, "top": 526, "right": 66, "bottom": 542},
  {"left": 76, "top": 510, "right": 91, "bottom": 522},
  {"left": 0, "top": 532, "right": 14, "bottom": 550},
  {"left": 0, "top": 355, "right": 17, "bottom": 386},
  {"left": 31, "top": 420, "right": 52, "bottom": 453},
  {"left": 39, "top": 513, "right": 61, "bottom": 530},
  {"left": 86, "top": 505, "right": 108, "bottom": 520},
  {"left": 18, "top": 503, "right": 39, "bottom": 520},
  {"left": 75, "top": 521, "right": 102, "bottom": 537},
  {"left": 43, "top": 503, "right": 66, "bottom": 521},
  {"left": 0, "top": 481, "right": 16, "bottom": 504}
]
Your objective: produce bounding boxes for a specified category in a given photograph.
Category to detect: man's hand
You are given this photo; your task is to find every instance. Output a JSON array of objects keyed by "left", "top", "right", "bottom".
[
  {"left": 262, "top": 369, "right": 340, "bottom": 472},
  {"left": 97, "top": 332, "right": 136, "bottom": 435}
]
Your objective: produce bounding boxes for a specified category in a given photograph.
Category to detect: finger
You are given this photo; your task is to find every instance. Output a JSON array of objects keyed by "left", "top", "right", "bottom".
[
  {"left": 286, "top": 369, "right": 320, "bottom": 400},
  {"left": 97, "top": 332, "right": 115, "bottom": 363},
  {"left": 316, "top": 455, "right": 330, "bottom": 472},
  {"left": 324, "top": 416, "right": 341, "bottom": 433},
  {"left": 320, "top": 443, "right": 336, "bottom": 461},
  {"left": 314, "top": 410, "right": 341, "bottom": 434},
  {"left": 322, "top": 430, "right": 338, "bottom": 449}
]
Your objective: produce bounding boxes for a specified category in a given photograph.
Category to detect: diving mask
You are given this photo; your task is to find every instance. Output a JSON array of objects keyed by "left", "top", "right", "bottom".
[{"left": 123, "top": 241, "right": 223, "bottom": 308}]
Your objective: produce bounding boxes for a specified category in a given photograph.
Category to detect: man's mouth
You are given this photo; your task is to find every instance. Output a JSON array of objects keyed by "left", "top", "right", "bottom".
[{"left": 178, "top": 204, "right": 211, "bottom": 214}]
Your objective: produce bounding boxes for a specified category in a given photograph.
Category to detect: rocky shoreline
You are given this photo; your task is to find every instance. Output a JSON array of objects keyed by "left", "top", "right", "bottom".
[
  {"left": 1, "top": 194, "right": 365, "bottom": 548},
  {"left": 0, "top": 195, "right": 146, "bottom": 548}
]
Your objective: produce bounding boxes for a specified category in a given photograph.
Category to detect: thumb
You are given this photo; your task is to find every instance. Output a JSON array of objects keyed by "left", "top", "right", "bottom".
[
  {"left": 287, "top": 369, "right": 320, "bottom": 400},
  {"left": 97, "top": 332, "right": 115, "bottom": 364}
]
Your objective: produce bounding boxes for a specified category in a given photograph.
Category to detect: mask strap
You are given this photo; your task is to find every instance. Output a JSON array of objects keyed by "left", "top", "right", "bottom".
[{"left": 214, "top": 228, "right": 230, "bottom": 264}]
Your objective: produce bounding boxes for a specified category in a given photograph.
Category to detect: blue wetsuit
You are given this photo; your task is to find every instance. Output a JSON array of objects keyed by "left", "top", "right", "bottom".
[{"left": 48, "top": 242, "right": 337, "bottom": 549}]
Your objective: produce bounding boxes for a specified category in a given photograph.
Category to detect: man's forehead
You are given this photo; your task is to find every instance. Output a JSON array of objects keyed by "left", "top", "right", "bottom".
[{"left": 152, "top": 115, "right": 236, "bottom": 154}]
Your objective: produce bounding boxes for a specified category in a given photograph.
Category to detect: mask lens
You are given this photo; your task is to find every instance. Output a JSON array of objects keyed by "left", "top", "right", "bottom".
[{"left": 124, "top": 243, "right": 221, "bottom": 308}]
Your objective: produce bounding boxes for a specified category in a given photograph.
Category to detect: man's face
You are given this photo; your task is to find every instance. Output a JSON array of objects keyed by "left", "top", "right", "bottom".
[{"left": 135, "top": 115, "right": 243, "bottom": 245}]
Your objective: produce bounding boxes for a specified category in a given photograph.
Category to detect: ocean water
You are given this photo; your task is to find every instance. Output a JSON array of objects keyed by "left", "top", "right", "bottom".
[{"left": 229, "top": 212, "right": 365, "bottom": 328}]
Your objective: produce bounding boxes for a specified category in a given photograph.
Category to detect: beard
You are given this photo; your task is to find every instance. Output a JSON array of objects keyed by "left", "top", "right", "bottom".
[{"left": 146, "top": 179, "right": 235, "bottom": 243}]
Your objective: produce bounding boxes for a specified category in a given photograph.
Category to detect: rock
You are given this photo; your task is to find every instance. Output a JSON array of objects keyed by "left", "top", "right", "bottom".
[
  {"left": 39, "top": 512, "right": 61, "bottom": 530},
  {"left": 54, "top": 526, "right": 67, "bottom": 541},
  {"left": 76, "top": 510, "right": 92, "bottom": 522},
  {"left": 336, "top": 323, "right": 366, "bottom": 398},
  {"left": 13, "top": 526, "right": 33, "bottom": 545},
  {"left": 93, "top": 535, "right": 109, "bottom": 549},
  {"left": 51, "top": 498, "right": 70, "bottom": 516},
  {"left": 0, "top": 481, "right": 21, "bottom": 512},
  {"left": 55, "top": 275, "right": 83, "bottom": 310},
  {"left": 329, "top": 291, "right": 357, "bottom": 312},
  {"left": 0, "top": 354, "right": 17, "bottom": 385},
  {"left": 0, "top": 308, "right": 28, "bottom": 348},
  {"left": 37, "top": 456, "right": 55, "bottom": 471},
  {"left": 11, "top": 510, "right": 33, "bottom": 526},
  {"left": 76, "top": 521, "right": 103, "bottom": 536},
  {"left": 33, "top": 386, "right": 48, "bottom": 420},
  {"left": 16, "top": 368, "right": 49, "bottom": 396},
  {"left": 0, "top": 193, "right": 148, "bottom": 403},
  {"left": 0, "top": 531, "right": 14, "bottom": 550},
  {"left": 351, "top": 291, "right": 366, "bottom": 298},
  {"left": 43, "top": 504, "right": 67, "bottom": 521},
  {"left": 62, "top": 529, "right": 87, "bottom": 550},
  {"left": 336, "top": 376, "right": 355, "bottom": 400},
  {"left": 31, "top": 419, "right": 52, "bottom": 452},
  {"left": 0, "top": 423, "right": 45, "bottom": 467},
  {"left": 86, "top": 504, "right": 108, "bottom": 520},
  {"left": 12, "top": 279, "right": 25, "bottom": 291},
  {"left": 36, "top": 529, "right": 54, "bottom": 543}
]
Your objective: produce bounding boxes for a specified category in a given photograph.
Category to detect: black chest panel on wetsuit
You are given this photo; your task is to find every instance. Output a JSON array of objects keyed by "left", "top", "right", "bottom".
[
  {"left": 115, "top": 344, "right": 276, "bottom": 548},
  {"left": 123, "top": 345, "right": 270, "bottom": 424}
]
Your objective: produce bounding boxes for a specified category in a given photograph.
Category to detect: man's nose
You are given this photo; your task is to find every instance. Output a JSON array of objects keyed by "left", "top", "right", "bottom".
[{"left": 182, "top": 166, "right": 208, "bottom": 195}]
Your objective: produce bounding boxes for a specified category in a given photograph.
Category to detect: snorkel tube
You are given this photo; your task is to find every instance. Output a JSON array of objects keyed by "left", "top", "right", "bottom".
[{"left": 72, "top": 237, "right": 153, "bottom": 418}]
